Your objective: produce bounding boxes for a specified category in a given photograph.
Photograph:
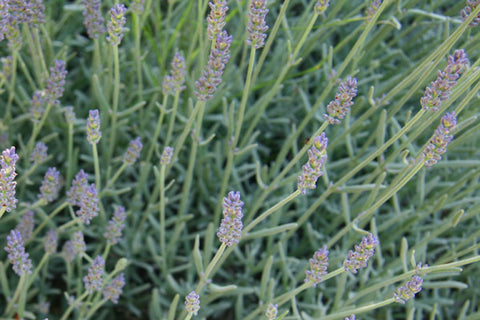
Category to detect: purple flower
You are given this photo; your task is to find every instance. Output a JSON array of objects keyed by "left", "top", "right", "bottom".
[
  {"left": 160, "top": 146, "right": 174, "bottom": 165},
  {"left": 72, "top": 231, "right": 86, "bottom": 256},
  {"left": 4, "top": 230, "right": 33, "bottom": 276},
  {"left": 163, "top": 52, "right": 187, "bottom": 96},
  {"left": 323, "top": 77, "right": 358, "bottom": 124},
  {"left": 246, "top": 0, "right": 269, "bottom": 49},
  {"left": 217, "top": 191, "right": 244, "bottom": 247},
  {"left": 104, "top": 205, "right": 126, "bottom": 245},
  {"left": 195, "top": 31, "right": 232, "bottom": 101},
  {"left": 207, "top": 0, "right": 228, "bottom": 40},
  {"left": 305, "top": 246, "right": 329, "bottom": 287},
  {"left": 103, "top": 273, "right": 125, "bottom": 303},
  {"left": 265, "top": 303, "right": 278, "bottom": 320},
  {"left": 345, "top": 316, "right": 357, "bottom": 320},
  {"left": 297, "top": 133, "right": 328, "bottom": 194},
  {"left": 30, "top": 90, "right": 46, "bottom": 123},
  {"left": 76, "top": 183, "right": 99, "bottom": 225},
  {"left": 44, "top": 229, "right": 58, "bottom": 254},
  {"left": 315, "top": 0, "right": 330, "bottom": 15},
  {"left": 38, "top": 167, "right": 63, "bottom": 203},
  {"left": 82, "top": 0, "right": 106, "bottom": 39},
  {"left": 106, "top": 3, "right": 127, "bottom": 46},
  {"left": 421, "top": 50, "right": 469, "bottom": 112},
  {"left": 67, "top": 169, "right": 89, "bottom": 206},
  {"left": 15, "top": 210, "right": 34, "bottom": 241},
  {"left": 62, "top": 240, "right": 75, "bottom": 262},
  {"left": 365, "top": 0, "right": 382, "bottom": 21},
  {"left": 394, "top": 275, "right": 423, "bottom": 304},
  {"left": 87, "top": 109, "right": 101, "bottom": 145},
  {"left": 83, "top": 255, "right": 105, "bottom": 293},
  {"left": 343, "top": 233, "right": 379, "bottom": 274},
  {"left": 185, "top": 291, "right": 200, "bottom": 316},
  {"left": 123, "top": 137, "right": 143, "bottom": 165},
  {"left": 461, "top": 1, "right": 480, "bottom": 27},
  {"left": 30, "top": 142, "right": 48, "bottom": 165},
  {"left": 421, "top": 111, "right": 457, "bottom": 167},
  {"left": 45, "top": 60, "right": 67, "bottom": 105},
  {"left": 1, "top": 146, "right": 19, "bottom": 213}
]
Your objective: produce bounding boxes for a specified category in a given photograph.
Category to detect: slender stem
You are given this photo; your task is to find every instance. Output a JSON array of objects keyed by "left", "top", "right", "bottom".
[
  {"left": 323, "top": 298, "right": 396, "bottom": 320},
  {"left": 146, "top": 95, "right": 167, "bottom": 163},
  {"left": 159, "top": 164, "right": 167, "bottom": 273},
  {"left": 92, "top": 143, "right": 101, "bottom": 191},
  {"left": 165, "top": 91, "right": 181, "bottom": 147},
  {"left": 132, "top": 12, "right": 143, "bottom": 101},
  {"left": 104, "top": 162, "right": 127, "bottom": 192},
  {"left": 60, "top": 291, "right": 89, "bottom": 320},
  {"left": 29, "top": 201, "right": 69, "bottom": 242},
  {"left": 27, "top": 253, "right": 50, "bottom": 289},
  {"left": 5, "top": 273, "right": 27, "bottom": 316},
  {"left": 107, "top": 45, "right": 121, "bottom": 171},
  {"left": 66, "top": 122, "right": 74, "bottom": 188}
]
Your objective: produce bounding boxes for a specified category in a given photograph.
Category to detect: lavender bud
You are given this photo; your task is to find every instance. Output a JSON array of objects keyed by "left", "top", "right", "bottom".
[
  {"left": 345, "top": 316, "right": 357, "bottom": 320},
  {"left": 106, "top": 4, "right": 127, "bottom": 46},
  {"left": 421, "top": 50, "right": 469, "bottom": 112},
  {"left": 207, "top": 0, "right": 228, "bottom": 40},
  {"left": 83, "top": 255, "right": 105, "bottom": 293},
  {"left": 265, "top": 303, "right": 278, "bottom": 320},
  {"left": 82, "top": 0, "right": 106, "bottom": 39},
  {"left": 38, "top": 167, "right": 63, "bottom": 203},
  {"left": 297, "top": 133, "right": 328, "bottom": 195},
  {"left": 64, "top": 107, "right": 76, "bottom": 125},
  {"left": 123, "top": 137, "right": 143, "bottom": 165},
  {"left": 163, "top": 52, "right": 187, "bottom": 96},
  {"left": 45, "top": 60, "right": 67, "bottom": 105},
  {"left": 185, "top": 291, "right": 200, "bottom": 316},
  {"left": 421, "top": 111, "right": 457, "bottom": 167},
  {"left": 61, "top": 240, "right": 75, "bottom": 262},
  {"left": 76, "top": 183, "right": 99, "bottom": 225},
  {"left": 30, "top": 90, "right": 46, "bottom": 123},
  {"left": 246, "top": 0, "right": 269, "bottom": 49},
  {"left": 323, "top": 77, "right": 358, "bottom": 125},
  {"left": 217, "top": 191, "right": 244, "bottom": 247},
  {"left": 0, "top": 1, "right": 7, "bottom": 41},
  {"left": 44, "top": 229, "right": 58, "bottom": 254},
  {"left": 30, "top": 142, "right": 48, "bottom": 165},
  {"left": 72, "top": 231, "right": 86, "bottom": 256},
  {"left": 86, "top": 109, "right": 101, "bottom": 145},
  {"left": 343, "top": 233, "right": 379, "bottom": 274},
  {"left": 195, "top": 30, "right": 232, "bottom": 101},
  {"left": 305, "top": 245, "right": 329, "bottom": 287},
  {"left": 160, "top": 146, "right": 174, "bottom": 165},
  {"left": 4, "top": 230, "right": 33, "bottom": 276},
  {"left": 15, "top": 210, "right": 34, "bottom": 241},
  {"left": 394, "top": 275, "right": 423, "bottom": 304},
  {"left": 103, "top": 273, "right": 125, "bottom": 303},
  {"left": 365, "top": 0, "right": 382, "bottom": 21},
  {"left": 461, "top": 1, "right": 480, "bottom": 27},
  {"left": 103, "top": 205, "right": 126, "bottom": 245},
  {"left": 314, "top": 0, "right": 330, "bottom": 15},
  {"left": 67, "top": 169, "right": 89, "bottom": 206},
  {"left": 0, "top": 146, "right": 18, "bottom": 212}
]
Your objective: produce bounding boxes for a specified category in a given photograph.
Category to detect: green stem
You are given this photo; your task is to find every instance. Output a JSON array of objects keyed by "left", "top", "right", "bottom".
[
  {"left": 165, "top": 91, "right": 181, "bottom": 147},
  {"left": 159, "top": 164, "right": 167, "bottom": 273},
  {"left": 323, "top": 298, "right": 396, "bottom": 320},
  {"left": 66, "top": 122, "right": 74, "bottom": 188},
  {"left": 132, "top": 12, "right": 143, "bottom": 101},
  {"left": 60, "top": 291, "right": 89, "bottom": 320},
  {"left": 107, "top": 45, "right": 121, "bottom": 172},
  {"left": 103, "top": 162, "right": 127, "bottom": 192},
  {"left": 5, "top": 273, "right": 27, "bottom": 316},
  {"left": 29, "top": 201, "right": 68, "bottom": 243},
  {"left": 146, "top": 95, "right": 167, "bottom": 163},
  {"left": 92, "top": 143, "right": 101, "bottom": 191}
]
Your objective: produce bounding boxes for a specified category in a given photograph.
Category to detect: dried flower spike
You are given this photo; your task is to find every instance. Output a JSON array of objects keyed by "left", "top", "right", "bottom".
[
  {"left": 343, "top": 233, "right": 379, "bottom": 274},
  {"left": 160, "top": 146, "right": 174, "bottom": 165},
  {"left": 83, "top": 255, "right": 105, "bottom": 293},
  {"left": 107, "top": 3, "right": 127, "bottom": 46},
  {"left": 207, "top": 0, "right": 228, "bottom": 40},
  {"left": 394, "top": 275, "right": 423, "bottom": 304},
  {"left": 163, "top": 52, "right": 187, "bottom": 96},
  {"left": 323, "top": 77, "right": 358, "bottom": 125},
  {"left": 1, "top": 146, "right": 19, "bottom": 213},
  {"left": 246, "top": 0, "right": 269, "bottom": 49},
  {"left": 87, "top": 109, "right": 101, "bottom": 145},
  {"left": 217, "top": 191, "right": 244, "bottom": 247},
  {"left": 38, "top": 167, "right": 63, "bottom": 203},
  {"left": 305, "top": 245, "right": 329, "bottom": 287},
  {"left": 421, "top": 49, "right": 469, "bottom": 112},
  {"left": 104, "top": 205, "right": 126, "bottom": 245},
  {"left": 461, "top": 1, "right": 480, "bottom": 27},
  {"left": 421, "top": 111, "right": 457, "bottom": 167},
  {"left": 185, "top": 291, "right": 200, "bottom": 316},
  {"left": 31, "top": 142, "right": 48, "bottom": 165},
  {"left": 4, "top": 230, "right": 33, "bottom": 276},
  {"left": 82, "top": 0, "right": 106, "bottom": 38},
  {"left": 103, "top": 273, "right": 125, "bottom": 303},
  {"left": 297, "top": 133, "right": 328, "bottom": 194},
  {"left": 265, "top": 303, "right": 278, "bottom": 320}
]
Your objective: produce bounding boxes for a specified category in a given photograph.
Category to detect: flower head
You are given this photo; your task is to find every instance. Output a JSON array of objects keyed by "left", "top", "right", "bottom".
[
  {"left": 82, "top": 0, "right": 106, "bottom": 38},
  {"left": 305, "top": 246, "right": 329, "bottom": 287},
  {"left": 72, "top": 231, "right": 86, "bottom": 256},
  {"left": 160, "top": 146, "right": 174, "bottom": 165},
  {"left": 123, "top": 137, "right": 143, "bottom": 165},
  {"left": 87, "top": 109, "right": 101, "bottom": 145},
  {"left": 365, "top": 0, "right": 382, "bottom": 21},
  {"left": 45, "top": 60, "right": 67, "bottom": 105},
  {"left": 103, "top": 273, "right": 125, "bottom": 303},
  {"left": 345, "top": 316, "right": 357, "bottom": 320},
  {"left": 30, "top": 90, "right": 46, "bottom": 123},
  {"left": 461, "top": 1, "right": 480, "bottom": 27},
  {"left": 297, "top": 133, "right": 328, "bottom": 194},
  {"left": 207, "top": 0, "right": 228, "bottom": 40},
  {"left": 62, "top": 240, "right": 75, "bottom": 262},
  {"left": 38, "top": 167, "right": 63, "bottom": 203},
  {"left": 83, "top": 255, "right": 105, "bottom": 293},
  {"left": 67, "top": 169, "right": 89, "bottom": 206},
  {"left": 421, "top": 111, "right": 457, "bottom": 167},
  {"left": 44, "top": 229, "right": 58, "bottom": 254},
  {"left": 217, "top": 191, "right": 244, "bottom": 247},
  {"left": 76, "top": 183, "right": 99, "bottom": 225},
  {"left": 64, "top": 107, "right": 76, "bottom": 125},
  {"left": 246, "top": 0, "right": 269, "bottom": 49},
  {"left": 343, "top": 233, "right": 379, "bottom": 274},
  {"left": 1, "top": 146, "right": 19, "bottom": 213},
  {"left": 265, "top": 303, "right": 278, "bottom": 320},
  {"left": 323, "top": 77, "right": 358, "bottom": 124},
  {"left": 315, "top": 0, "right": 330, "bottom": 15},
  {"left": 185, "top": 291, "right": 200, "bottom": 316},
  {"left": 163, "top": 52, "right": 187, "bottom": 96},
  {"left": 106, "top": 3, "right": 127, "bottom": 46},
  {"left": 104, "top": 205, "right": 126, "bottom": 245},
  {"left": 30, "top": 142, "right": 48, "bottom": 165},
  {"left": 4, "top": 230, "right": 33, "bottom": 276},
  {"left": 15, "top": 210, "right": 34, "bottom": 241},
  {"left": 394, "top": 275, "right": 423, "bottom": 304}
]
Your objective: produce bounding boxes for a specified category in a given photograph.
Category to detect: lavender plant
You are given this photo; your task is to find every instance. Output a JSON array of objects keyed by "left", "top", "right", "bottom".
[{"left": 1, "top": 0, "right": 480, "bottom": 319}]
